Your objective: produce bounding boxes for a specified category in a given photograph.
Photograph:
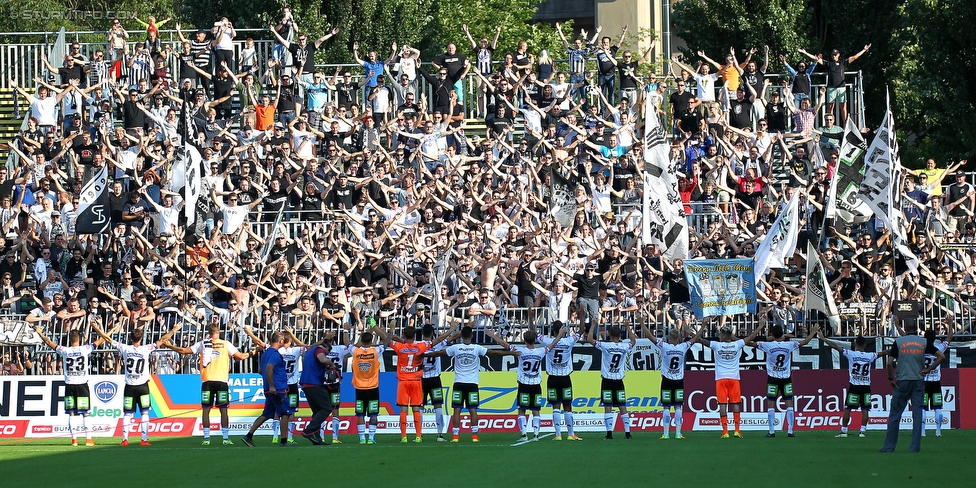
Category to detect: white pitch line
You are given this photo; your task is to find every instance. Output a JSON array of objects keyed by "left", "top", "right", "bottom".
[{"left": 510, "top": 433, "right": 554, "bottom": 446}]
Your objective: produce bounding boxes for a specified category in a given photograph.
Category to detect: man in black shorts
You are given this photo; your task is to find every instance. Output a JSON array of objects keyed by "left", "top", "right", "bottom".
[
  {"left": 538, "top": 321, "right": 582, "bottom": 441},
  {"left": 164, "top": 323, "right": 252, "bottom": 445},
  {"left": 33, "top": 327, "right": 108, "bottom": 446},
  {"left": 587, "top": 324, "right": 637, "bottom": 439},
  {"left": 819, "top": 333, "right": 888, "bottom": 438},
  {"left": 420, "top": 324, "right": 458, "bottom": 441},
  {"left": 93, "top": 324, "right": 179, "bottom": 446}
]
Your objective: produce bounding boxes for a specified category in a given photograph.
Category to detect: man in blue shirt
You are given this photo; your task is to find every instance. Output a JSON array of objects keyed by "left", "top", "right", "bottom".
[
  {"left": 354, "top": 41, "right": 395, "bottom": 107},
  {"left": 242, "top": 331, "right": 294, "bottom": 447},
  {"left": 299, "top": 337, "right": 339, "bottom": 445}
]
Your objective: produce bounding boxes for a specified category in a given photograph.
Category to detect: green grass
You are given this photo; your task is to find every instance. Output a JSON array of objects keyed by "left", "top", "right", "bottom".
[{"left": 1, "top": 431, "right": 973, "bottom": 486}]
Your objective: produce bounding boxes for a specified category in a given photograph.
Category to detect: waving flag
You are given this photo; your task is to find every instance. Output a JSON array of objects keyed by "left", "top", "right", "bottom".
[
  {"left": 857, "top": 95, "right": 919, "bottom": 274},
  {"left": 804, "top": 241, "right": 841, "bottom": 332},
  {"left": 74, "top": 165, "right": 110, "bottom": 234},
  {"left": 641, "top": 97, "right": 688, "bottom": 262},
  {"left": 754, "top": 191, "right": 800, "bottom": 280}
]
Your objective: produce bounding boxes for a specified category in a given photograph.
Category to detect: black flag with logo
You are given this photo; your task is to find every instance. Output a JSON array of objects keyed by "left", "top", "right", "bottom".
[{"left": 75, "top": 165, "right": 110, "bottom": 234}]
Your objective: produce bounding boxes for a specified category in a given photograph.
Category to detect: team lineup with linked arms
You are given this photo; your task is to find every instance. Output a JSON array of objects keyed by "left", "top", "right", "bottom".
[{"left": 30, "top": 311, "right": 950, "bottom": 450}]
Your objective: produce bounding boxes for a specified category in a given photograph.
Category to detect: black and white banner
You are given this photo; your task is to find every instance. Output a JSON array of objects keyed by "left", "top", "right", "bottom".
[
  {"left": 0, "top": 319, "right": 42, "bottom": 345},
  {"left": 549, "top": 170, "right": 577, "bottom": 229},
  {"left": 182, "top": 145, "right": 203, "bottom": 225},
  {"left": 833, "top": 117, "right": 872, "bottom": 221},
  {"left": 641, "top": 98, "right": 688, "bottom": 262},
  {"left": 754, "top": 191, "right": 800, "bottom": 280},
  {"left": 857, "top": 99, "right": 918, "bottom": 274},
  {"left": 75, "top": 165, "right": 110, "bottom": 234},
  {"left": 804, "top": 242, "right": 840, "bottom": 331}
]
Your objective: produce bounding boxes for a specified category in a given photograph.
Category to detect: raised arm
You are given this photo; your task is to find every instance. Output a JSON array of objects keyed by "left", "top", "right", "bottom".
[
  {"left": 697, "top": 51, "right": 722, "bottom": 70},
  {"left": 817, "top": 329, "right": 843, "bottom": 352},
  {"left": 314, "top": 26, "right": 340, "bottom": 49},
  {"left": 798, "top": 324, "right": 820, "bottom": 346},
  {"left": 797, "top": 47, "right": 823, "bottom": 65},
  {"left": 462, "top": 24, "right": 478, "bottom": 50},
  {"left": 33, "top": 325, "right": 58, "bottom": 349},
  {"left": 847, "top": 44, "right": 871, "bottom": 64},
  {"left": 486, "top": 329, "right": 512, "bottom": 350}
]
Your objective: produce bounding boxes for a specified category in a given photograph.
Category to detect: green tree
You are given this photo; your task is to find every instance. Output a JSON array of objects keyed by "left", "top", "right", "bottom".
[
  {"left": 436, "top": 0, "right": 566, "bottom": 63},
  {"left": 318, "top": 0, "right": 437, "bottom": 65},
  {"left": 672, "top": 0, "right": 812, "bottom": 67},
  {"left": 891, "top": 0, "right": 976, "bottom": 163}
]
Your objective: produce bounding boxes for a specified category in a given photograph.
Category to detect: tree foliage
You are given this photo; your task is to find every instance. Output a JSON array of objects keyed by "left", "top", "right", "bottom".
[
  {"left": 436, "top": 0, "right": 567, "bottom": 62},
  {"left": 673, "top": 0, "right": 976, "bottom": 165},
  {"left": 672, "top": 0, "right": 812, "bottom": 65}
]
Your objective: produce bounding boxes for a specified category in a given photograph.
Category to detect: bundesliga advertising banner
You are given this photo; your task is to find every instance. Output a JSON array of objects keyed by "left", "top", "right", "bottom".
[{"left": 1, "top": 368, "right": 972, "bottom": 438}]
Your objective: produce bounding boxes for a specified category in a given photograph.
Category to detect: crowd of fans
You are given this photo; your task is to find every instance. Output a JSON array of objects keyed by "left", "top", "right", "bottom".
[{"left": 1, "top": 11, "right": 971, "bottom": 376}]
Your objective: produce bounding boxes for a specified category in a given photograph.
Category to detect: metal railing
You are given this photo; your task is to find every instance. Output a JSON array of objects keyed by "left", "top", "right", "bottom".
[
  {"left": 6, "top": 292, "right": 972, "bottom": 377},
  {"left": 1, "top": 29, "right": 866, "bottom": 131}
]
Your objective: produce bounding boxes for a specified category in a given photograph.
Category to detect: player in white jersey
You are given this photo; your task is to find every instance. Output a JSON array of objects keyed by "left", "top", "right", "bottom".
[
  {"left": 488, "top": 327, "right": 566, "bottom": 441},
  {"left": 34, "top": 327, "right": 108, "bottom": 446},
  {"left": 92, "top": 324, "right": 179, "bottom": 446},
  {"left": 697, "top": 325, "right": 765, "bottom": 438},
  {"left": 587, "top": 324, "right": 637, "bottom": 440},
  {"left": 537, "top": 320, "right": 582, "bottom": 441},
  {"left": 922, "top": 323, "right": 953, "bottom": 437},
  {"left": 419, "top": 323, "right": 458, "bottom": 441},
  {"left": 245, "top": 327, "right": 305, "bottom": 444},
  {"left": 644, "top": 325, "right": 705, "bottom": 439},
  {"left": 425, "top": 326, "right": 513, "bottom": 442},
  {"left": 819, "top": 332, "right": 889, "bottom": 437},
  {"left": 749, "top": 323, "right": 818, "bottom": 438},
  {"left": 323, "top": 327, "right": 353, "bottom": 443}
]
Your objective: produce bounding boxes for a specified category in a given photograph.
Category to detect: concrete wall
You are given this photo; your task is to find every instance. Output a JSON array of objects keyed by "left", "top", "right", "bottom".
[{"left": 595, "top": 0, "right": 662, "bottom": 71}]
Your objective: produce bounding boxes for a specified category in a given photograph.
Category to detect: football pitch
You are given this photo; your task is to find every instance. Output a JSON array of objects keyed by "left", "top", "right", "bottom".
[{"left": 1, "top": 431, "right": 973, "bottom": 486}]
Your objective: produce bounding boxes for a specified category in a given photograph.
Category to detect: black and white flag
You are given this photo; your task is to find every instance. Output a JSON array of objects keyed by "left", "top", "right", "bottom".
[
  {"left": 754, "top": 191, "right": 800, "bottom": 280},
  {"left": 857, "top": 95, "right": 918, "bottom": 274},
  {"left": 832, "top": 117, "right": 872, "bottom": 222},
  {"left": 549, "top": 170, "right": 577, "bottom": 229},
  {"left": 642, "top": 97, "right": 688, "bottom": 262},
  {"left": 804, "top": 241, "right": 841, "bottom": 333},
  {"left": 75, "top": 165, "right": 110, "bottom": 234},
  {"left": 183, "top": 145, "right": 203, "bottom": 225}
]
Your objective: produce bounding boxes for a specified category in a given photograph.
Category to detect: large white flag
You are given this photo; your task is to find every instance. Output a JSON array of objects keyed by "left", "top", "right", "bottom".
[
  {"left": 857, "top": 97, "right": 919, "bottom": 274},
  {"left": 804, "top": 241, "right": 840, "bottom": 332},
  {"left": 641, "top": 98, "right": 688, "bottom": 263},
  {"left": 754, "top": 191, "right": 800, "bottom": 280}
]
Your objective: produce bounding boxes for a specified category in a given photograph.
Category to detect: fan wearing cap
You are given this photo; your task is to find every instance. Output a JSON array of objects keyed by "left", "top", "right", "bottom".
[
  {"left": 727, "top": 81, "right": 757, "bottom": 130},
  {"left": 325, "top": 172, "right": 355, "bottom": 210},
  {"left": 275, "top": 72, "right": 302, "bottom": 126},
  {"left": 573, "top": 262, "right": 603, "bottom": 337},
  {"left": 187, "top": 60, "right": 239, "bottom": 120},
  {"left": 798, "top": 43, "right": 871, "bottom": 125},
  {"left": 945, "top": 171, "right": 975, "bottom": 232},
  {"left": 266, "top": 231, "right": 298, "bottom": 266},
  {"left": 175, "top": 23, "right": 213, "bottom": 93}
]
